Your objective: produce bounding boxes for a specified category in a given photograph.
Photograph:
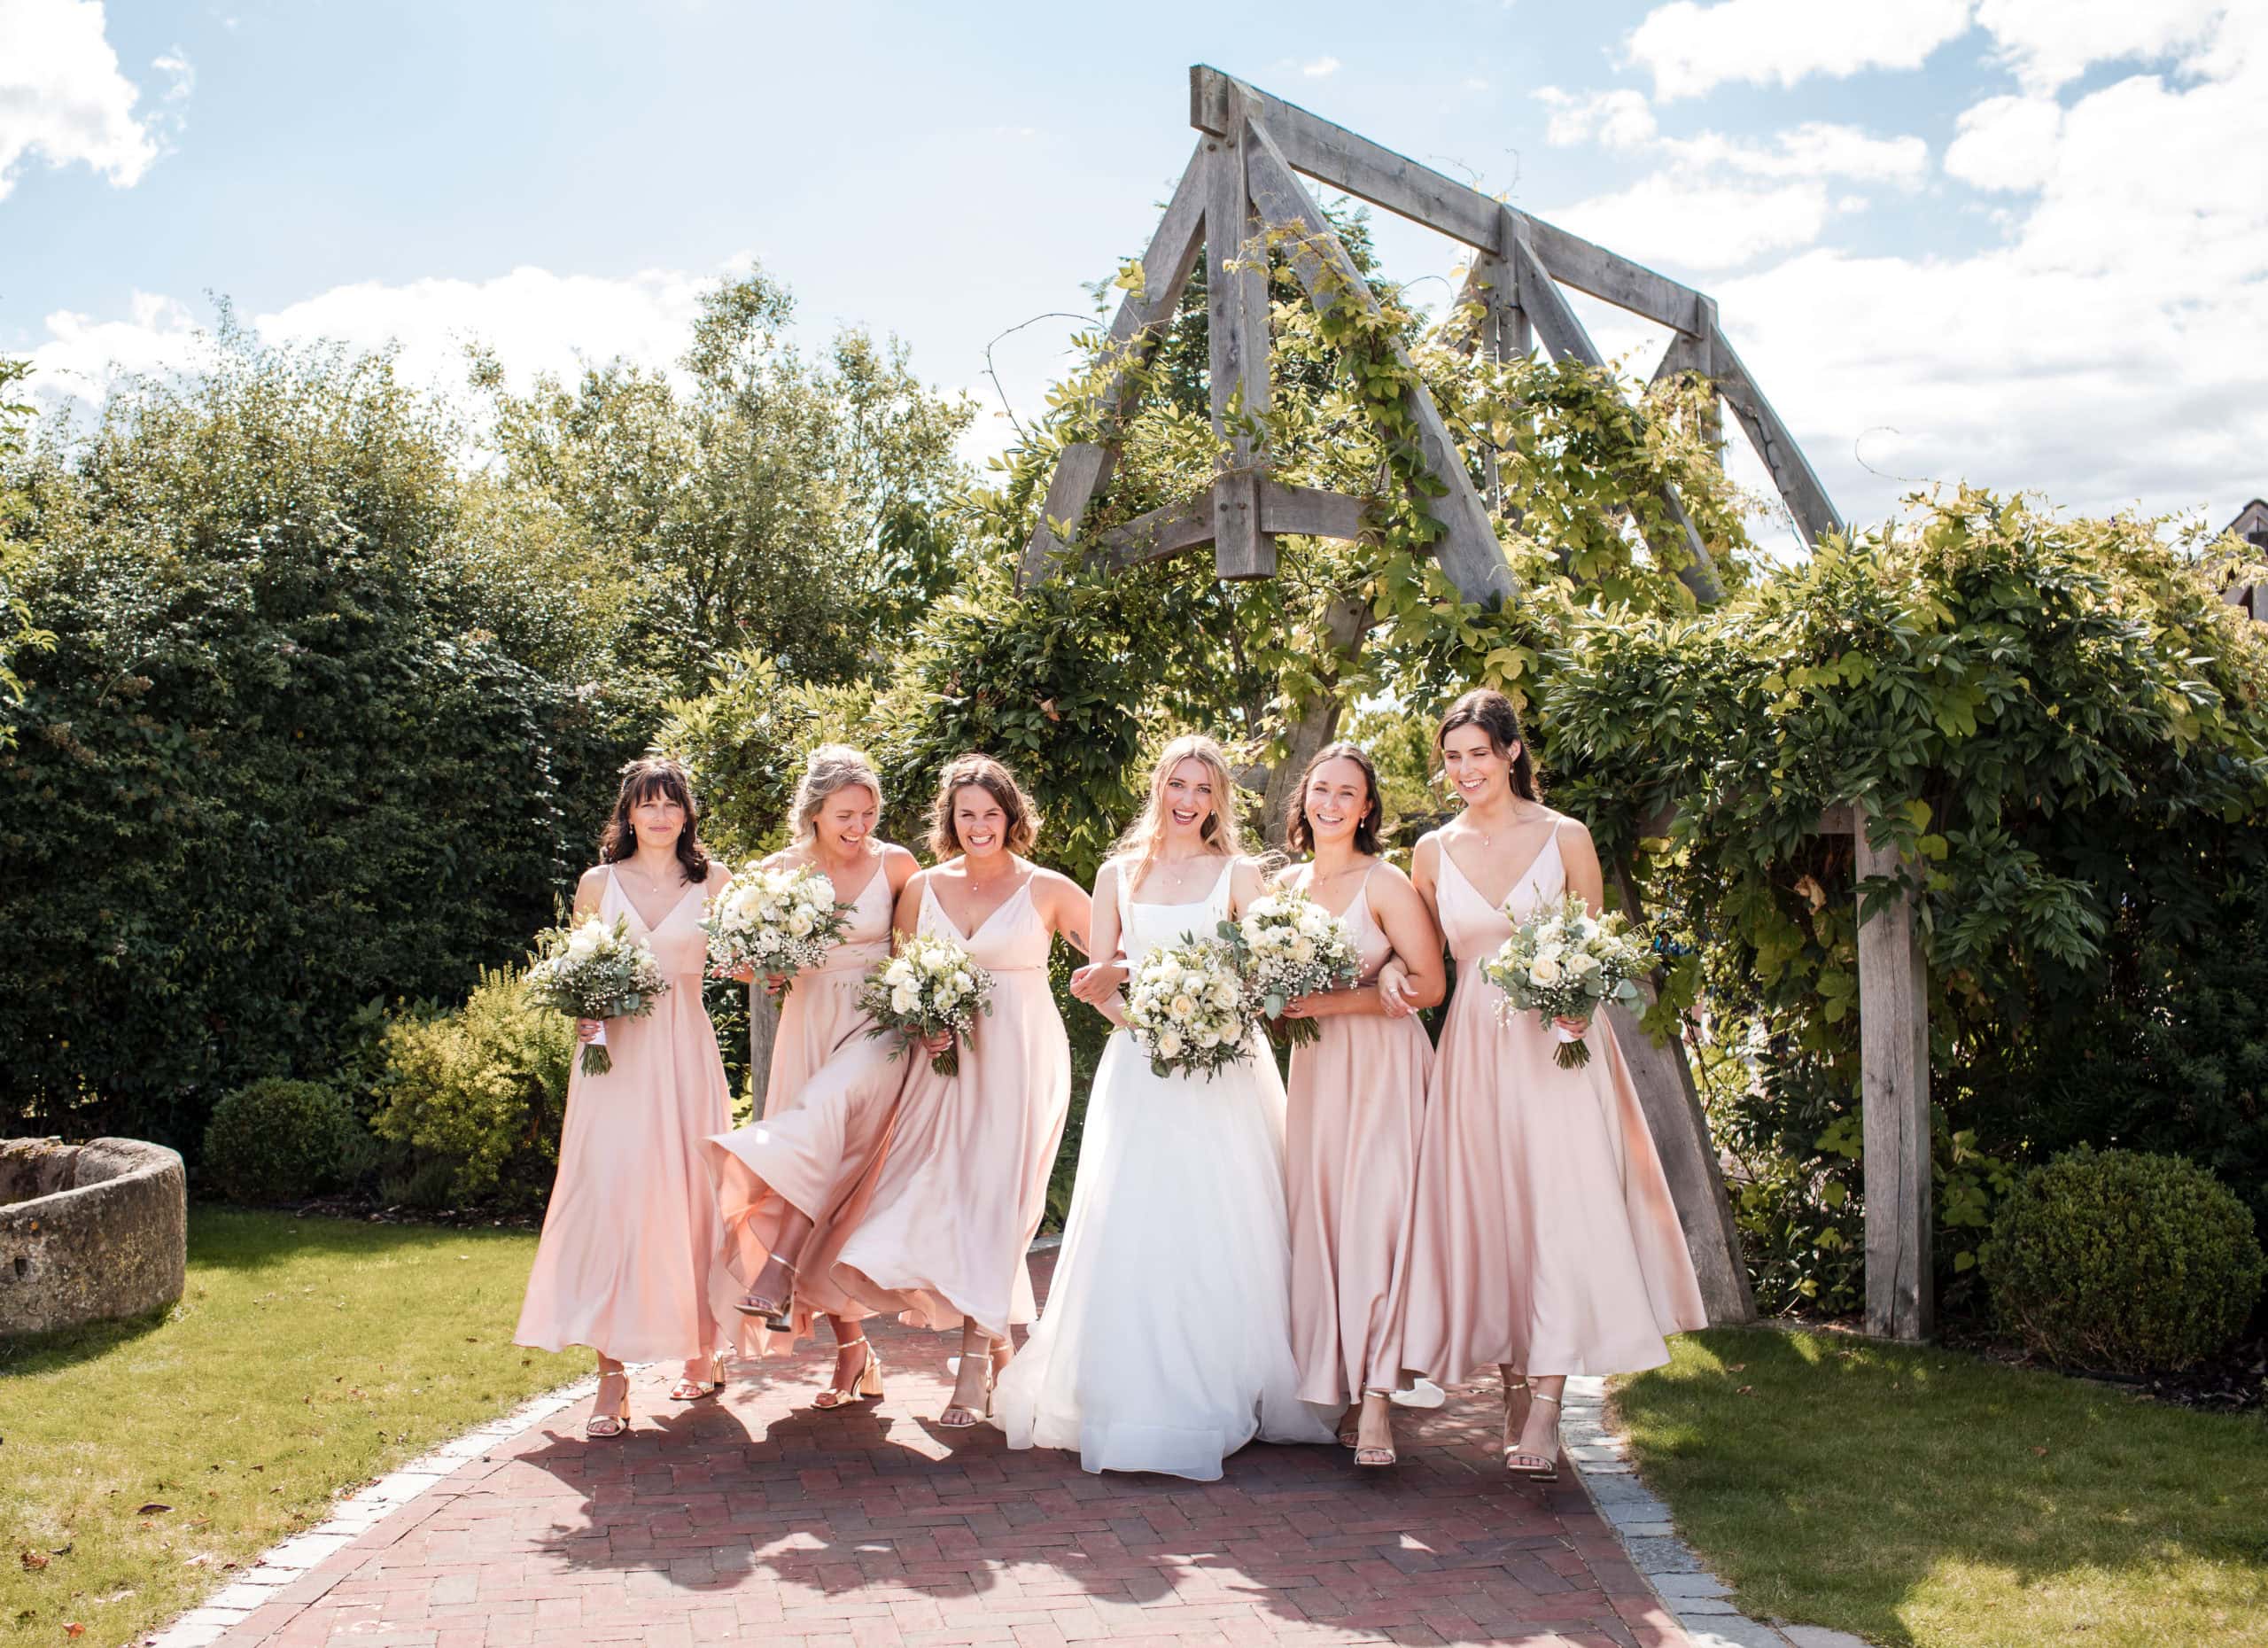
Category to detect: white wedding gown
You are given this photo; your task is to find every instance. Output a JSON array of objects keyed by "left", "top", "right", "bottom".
[{"left": 993, "top": 858, "right": 1337, "bottom": 1479}]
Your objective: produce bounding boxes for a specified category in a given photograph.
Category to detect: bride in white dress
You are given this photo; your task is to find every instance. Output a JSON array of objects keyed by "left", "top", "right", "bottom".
[{"left": 992, "top": 735, "right": 1337, "bottom": 1479}]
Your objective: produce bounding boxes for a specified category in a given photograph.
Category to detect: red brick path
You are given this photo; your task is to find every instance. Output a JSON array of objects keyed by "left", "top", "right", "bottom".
[{"left": 210, "top": 1257, "right": 1689, "bottom": 1648}]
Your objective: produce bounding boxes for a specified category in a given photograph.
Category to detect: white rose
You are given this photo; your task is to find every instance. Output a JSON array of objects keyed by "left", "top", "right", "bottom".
[
  {"left": 883, "top": 960, "right": 914, "bottom": 987},
  {"left": 788, "top": 911, "right": 815, "bottom": 937},
  {"left": 1156, "top": 1030, "right": 1184, "bottom": 1058},
  {"left": 1290, "top": 937, "right": 1316, "bottom": 965},
  {"left": 1169, "top": 993, "right": 1197, "bottom": 1021},
  {"left": 1209, "top": 981, "right": 1239, "bottom": 1010},
  {"left": 1530, "top": 955, "right": 1564, "bottom": 987},
  {"left": 1567, "top": 952, "right": 1600, "bottom": 977},
  {"left": 1198, "top": 1029, "right": 1221, "bottom": 1048},
  {"left": 890, "top": 986, "right": 920, "bottom": 1014}
]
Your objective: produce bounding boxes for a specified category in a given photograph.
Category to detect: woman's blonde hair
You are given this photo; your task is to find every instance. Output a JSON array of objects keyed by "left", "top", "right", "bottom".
[
  {"left": 1110, "top": 733, "right": 1243, "bottom": 893},
  {"left": 927, "top": 753, "right": 1038, "bottom": 860},
  {"left": 790, "top": 744, "right": 885, "bottom": 842}
]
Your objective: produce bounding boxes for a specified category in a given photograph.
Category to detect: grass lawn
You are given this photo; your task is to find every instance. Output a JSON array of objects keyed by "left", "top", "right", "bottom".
[
  {"left": 2, "top": 1208, "right": 581, "bottom": 1648},
  {"left": 1613, "top": 1327, "right": 2268, "bottom": 1648}
]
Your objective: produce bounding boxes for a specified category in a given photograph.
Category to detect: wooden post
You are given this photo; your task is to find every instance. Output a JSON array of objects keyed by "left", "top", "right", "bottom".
[
  {"left": 1855, "top": 826, "right": 1934, "bottom": 1341},
  {"left": 1207, "top": 117, "right": 1274, "bottom": 579},
  {"left": 748, "top": 985, "right": 780, "bottom": 1120}
]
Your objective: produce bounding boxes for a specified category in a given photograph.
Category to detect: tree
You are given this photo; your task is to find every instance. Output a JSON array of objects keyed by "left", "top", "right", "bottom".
[{"left": 484, "top": 268, "right": 976, "bottom": 694}]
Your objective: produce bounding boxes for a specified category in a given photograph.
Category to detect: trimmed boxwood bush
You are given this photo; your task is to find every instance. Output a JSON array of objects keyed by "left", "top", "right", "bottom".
[
  {"left": 201, "top": 1077, "right": 361, "bottom": 1204},
  {"left": 1984, "top": 1147, "right": 2265, "bottom": 1373}
]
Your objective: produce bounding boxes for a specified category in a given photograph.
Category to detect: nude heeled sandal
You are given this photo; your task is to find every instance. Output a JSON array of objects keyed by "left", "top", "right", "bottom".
[
  {"left": 1503, "top": 1386, "right": 1561, "bottom": 1482},
  {"left": 937, "top": 1340, "right": 1003, "bottom": 1428},
  {"left": 586, "top": 1369, "right": 631, "bottom": 1440},
  {"left": 734, "top": 1251, "right": 796, "bottom": 1332},
  {"left": 668, "top": 1354, "right": 726, "bottom": 1401},
  {"left": 811, "top": 1338, "right": 885, "bottom": 1411},
  {"left": 1354, "top": 1388, "right": 1399, "bottom": 1468}
]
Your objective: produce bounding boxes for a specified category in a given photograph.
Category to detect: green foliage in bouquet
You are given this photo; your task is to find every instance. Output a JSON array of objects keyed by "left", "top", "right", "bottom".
[
  {"left": 1984, "top": 1147, "right": 2264, "bottom": 1373},
  {"left": 369, "top": 967, "right": 574, "bottom": 1211},
  {"left": 200, "top": 1077, "right": 361, "bottom": 1204}
]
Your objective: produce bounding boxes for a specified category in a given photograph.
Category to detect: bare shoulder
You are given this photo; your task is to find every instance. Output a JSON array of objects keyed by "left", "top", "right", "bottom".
[
  {"left": 1028, "top": 864, "right": 1084, "bottom": 902},
  {"left": 1548, "top": 810, "right": 1599, "bottom": 851},
  {"left": 757, "top": 845, "right": 806, "bottom": 872},
  {"left": 704, "top": 859, "right": 733, "bottom": 890},
  {"left": 576, "top": 864, "right": 611, "bottom": 896},
  {"left": 1410, "top": 831, "right": 1445, "bottom": 872}
]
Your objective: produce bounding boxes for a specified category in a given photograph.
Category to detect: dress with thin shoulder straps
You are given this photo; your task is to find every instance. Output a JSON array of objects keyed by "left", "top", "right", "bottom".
[
  {"left": 1401, "top": 824, "right": 1706, "bottom": 1383},
  {"left": 1283, "top": 861, "right": 1433, "bottom": 1409},
  {"left": 516, "top": 865, "right": 736, "bottom": 1364}
]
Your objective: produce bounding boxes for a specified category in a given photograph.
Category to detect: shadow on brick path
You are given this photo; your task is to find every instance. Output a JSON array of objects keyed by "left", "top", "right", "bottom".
[{"left": 198, "top": 1254, "right": 1691, "bottom": 1648}]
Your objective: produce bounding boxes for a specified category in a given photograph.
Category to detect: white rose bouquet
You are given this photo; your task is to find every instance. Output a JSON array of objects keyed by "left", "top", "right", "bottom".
[
  {"left": 858, "top": 933, "right": 994, "bottom": 1076},
  {"left": 1229, "top": 887, "right": 1363, "bottom": 1049},
  {"left": 1480, "top": 892, "right": 1651, "bottom": 1069},
  {"left": 525, "top": 914, "right": 671, "bottom": 1077},
  {"left": 1124, "top": 934, "right": 1255, "bottom": 1081},
  {"left": 701, "top": 863, "right": 850, "bottom": 992}
]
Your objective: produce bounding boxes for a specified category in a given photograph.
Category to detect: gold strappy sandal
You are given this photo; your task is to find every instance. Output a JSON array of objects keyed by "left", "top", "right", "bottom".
[
  {"left": 586, "top": 1369, "right": 631, "bottom": 1440},
  {"left": 811, "top": 1338, "right": 885, "bottom": 1411},
  {"left": 1503, "top": 1388, "right": 1561, "bottom": 1482},
  {"left": 668, "top": 1354, "right": 726, "bottom": 1401},
  {"left": 734, "top": 1251, "right": 796, "bottom": 1332}
]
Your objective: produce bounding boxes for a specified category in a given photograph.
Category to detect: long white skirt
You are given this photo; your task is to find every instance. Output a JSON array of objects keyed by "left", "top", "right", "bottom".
[{"left": 993, "top": 1028, "right": 1337, "bottom": 1480}]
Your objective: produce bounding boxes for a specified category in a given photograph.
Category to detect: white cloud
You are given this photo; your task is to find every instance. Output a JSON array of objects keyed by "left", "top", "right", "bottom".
[
  {"left": 27, "top": 261, "right": 750, "bottom": 416},
  {"left": 1716, "top": 5, "right": 2268, "bottom": 525},
  {"left": 0, "top": 0, "right": 168, "bottom": 199},
  {"left": 1975, "top": 0, "right": 2227, "bottom": 93},
  {"left": 1626, "top": 0, "right": 1976, "bottom": 100},
  {"left": 1301, "top": 57, "right": 1341, "bottom": 79},
  {"left": 1942, "top": 95, "right": 2062, "bottom": 191},
  {"left": 1537, "top": 87, "right": 1657, "bottom": 149},
  {"left": 1549, "top": 174, "right": 1833, "bottom": 269}
]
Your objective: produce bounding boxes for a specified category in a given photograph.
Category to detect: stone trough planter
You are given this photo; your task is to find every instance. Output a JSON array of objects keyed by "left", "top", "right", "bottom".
[{"left": 1, "top": 1137, "right": 186, "bottom": 1337}]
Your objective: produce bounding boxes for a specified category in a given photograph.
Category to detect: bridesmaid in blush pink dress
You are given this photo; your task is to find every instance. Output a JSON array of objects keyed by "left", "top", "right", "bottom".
[
  {"left": 831, "top": 754, "right": 1091, "bottom": 1428},
  {"left": 1396, "top": 690, "right": 1706, "bottom": 1481},
  {"left": 699, "top": 745, "right": 918, "bottom": 1410},
  {"left": 1273, "top": 743, "right": 1445, "bottom": 1469},
  {"left": 515, "top": 758, "right": 738, "bottom": 1438}
]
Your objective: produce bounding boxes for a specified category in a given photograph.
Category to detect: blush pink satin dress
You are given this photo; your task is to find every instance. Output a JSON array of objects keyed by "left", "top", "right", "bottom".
[
  {"left": 700, "top": 865, "right": 905, "bottom": 1349},
  {"left": 1400, "top": 828, "right": 1707, "bottom": 1383},
  {"left": 831, "top": 872, "right": 1071, "bottom": 1343},
  {"left": 1284, "top": 864, "right": 1433, "bottom": 1408},
  {"left": 515, "top": 867, "right": 734, "bottom": 1365}
]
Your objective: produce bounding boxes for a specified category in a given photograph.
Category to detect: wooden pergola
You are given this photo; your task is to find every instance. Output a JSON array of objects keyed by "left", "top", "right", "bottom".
[{"left": 1011, "top": 66, "right": 1938, "bottom": 1342}]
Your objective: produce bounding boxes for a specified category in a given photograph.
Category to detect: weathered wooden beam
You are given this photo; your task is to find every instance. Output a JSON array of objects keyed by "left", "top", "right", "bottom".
[
  {"left": 1190, "top": 65, "right": 1708, "bottom": 334},
  {"left": 1503, "top": 216, "right": 1724, "bottom": 607},
  {"left": 1207, "top": 125, "right": 1275, "bottom": 579},
  {"left": 1021, "top": 144, "right": 1210, "bottom": 587},
  {"left": 1261, "top": 480, "right": 1367, "bottom": 540},
  {"left": 1707, "top": 319, "right": 1844, "bottom": 548},
  {"left": 750, "top": 987, "right": 780, "bottom": 1117},
  {"left": 1855, "top": 829, "right": 1934, "bottom": 1342},
  {"left": 1242, "top": 119, "right": 1515, "bottom": 607},
  {"left": 1099, "top": 491, "right": 1216, "bottom": 570}
]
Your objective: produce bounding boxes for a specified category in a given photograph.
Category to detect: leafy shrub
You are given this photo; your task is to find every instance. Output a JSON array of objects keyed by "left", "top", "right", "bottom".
[
  {"left": 1984, "top": 1147, "right": 2266, "bottom": 1372},
  {"left": 200, "top": 1077, "right": 360, "bottom": 1203},
  {"left": 0, "top": 334, "right": 650, "bottom": 1151},
  {"left": 371, "top": 967, "right": 573, "bottom": 1210}
]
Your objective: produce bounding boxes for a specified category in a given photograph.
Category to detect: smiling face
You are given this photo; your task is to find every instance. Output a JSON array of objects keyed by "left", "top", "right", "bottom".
[
  {"left": 1161, "top": 757, "right": 1217, "bottom": 843},
  {"left": 813, "top": 783, "right": 878, "bottom": 855},
  {"left": 630, "top": 788, "right": 688, "bottom": 851},
  {"left": 1302, "top": 756, "right": 1371, "bottom": 850},
  {"left": 952, "top": 785, "right": 1010, "bottom": 864},
  {"left": 1441, "top": 724, "right": 1518, "bottom": 810}
]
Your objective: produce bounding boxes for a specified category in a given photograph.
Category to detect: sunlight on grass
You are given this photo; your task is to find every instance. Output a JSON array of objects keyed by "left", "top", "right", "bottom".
[
  {"left": 1, "top": 1209, "right": 580, "bottom": 1647},
  {"left": 1614, "top": 1329, "right": 2268, "bottom": 1648}
]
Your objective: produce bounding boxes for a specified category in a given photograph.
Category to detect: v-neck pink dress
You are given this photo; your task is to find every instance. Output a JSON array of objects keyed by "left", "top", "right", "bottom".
[
  {"left": 1400, "top": 828, "right": 1706, "bottom": 1383},
  {"left": 1284, "top": 864, "right": 1433, "bottom": 1407},
  {"left": 701, "top": 864, "right": 906, "bottom": 1348},
  {"left": 516, "top": 866, "right": 734, "bottom": 1364},
  {"left": 831, "top": 871, "right": 1071, "bottom": 1341}
]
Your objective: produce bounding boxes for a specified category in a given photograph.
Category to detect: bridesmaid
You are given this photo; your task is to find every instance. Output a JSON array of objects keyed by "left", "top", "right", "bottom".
[
  {"left": 1396, "top": 689, "right": 1706, "bottom": 1480},
  {"left": 699, "top": 745, "right": 918, "bottom": 1409},
  {"left": 515, "top": 758, "right": 738, "bottom": 1437},
  {"left": 831, "top": 754, "right": 1091, "bottom": 1427},
  {"left": 1274, "top": 742, "right": 1444, "bottom": 1468}
]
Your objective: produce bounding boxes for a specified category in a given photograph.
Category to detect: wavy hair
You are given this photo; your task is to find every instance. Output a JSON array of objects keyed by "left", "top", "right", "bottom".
[
  {"left": 790, "top": 744, "right": 884, "bottom": 842},
  {"left": 1285, "top": 741, "right": 1386, "bottom": 857},
  {"left": 1110, "top": 733, "right": 1244, "bottom": 893},
  {"left": 1435, "top": 688, "right": 1542, "bottom": 804},
  {"left": 927, "top": 753, "right": 1038, "bottom": 860}
]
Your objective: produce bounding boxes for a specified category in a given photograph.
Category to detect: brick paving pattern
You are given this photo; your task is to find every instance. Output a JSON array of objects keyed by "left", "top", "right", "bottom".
[{"left": 198, "top": 1257, "right": 1691, "bottom": 1648}]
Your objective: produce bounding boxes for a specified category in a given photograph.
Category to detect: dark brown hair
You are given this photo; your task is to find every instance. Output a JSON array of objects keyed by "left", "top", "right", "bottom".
[
  {"left": 1286, "top": 742, "right": 1385, "bottom": 857},
  {"left": 1435, "top": 688, "right": 1542, "bottom": 803},
  {"left": 600, "top": 757, "right": 712, "bottom": 883},
  {"left": 927, "top": 753, "right": 1038, "bottom": 860}
]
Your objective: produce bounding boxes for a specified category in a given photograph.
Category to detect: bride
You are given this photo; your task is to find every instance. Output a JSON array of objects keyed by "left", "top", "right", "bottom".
[{"left": 992, "top": 734, "right": 1336, "bottom": 1479}]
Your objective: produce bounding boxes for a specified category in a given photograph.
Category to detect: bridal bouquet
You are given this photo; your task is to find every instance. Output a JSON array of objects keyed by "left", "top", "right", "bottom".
[
  {"left": 1229, "top": 886, "right": 1363, "bottom": 1049},
  {"left": 1480, "top": 892, "right": 1650, "bottom": 1069},
  {"left": 701, "top": 863, "right": 849, "bottom": 991},
  {"left": 526, "top": 915, "right": 670, "bottom": 1077},
  {"left": 859, "top": 934, "right": 993, "bottom": 1076},
  {"left": 1125, "top": 935, "right": 1254, "bottom": 1081}
]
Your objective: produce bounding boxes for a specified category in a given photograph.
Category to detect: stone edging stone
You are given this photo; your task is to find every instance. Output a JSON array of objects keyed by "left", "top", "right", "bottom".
[{"left": 1563, "top": 1373, "right": 1868, "bottom": 1648}]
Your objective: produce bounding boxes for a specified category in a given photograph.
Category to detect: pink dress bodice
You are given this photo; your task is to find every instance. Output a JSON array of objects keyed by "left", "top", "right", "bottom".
[
  {"left": 810, "top": 863, "right": 894, "bottom": 976},
  {"left": 1438, "top": 831, "right": 1565, "bottom": 965},
  {"left": 920, "top": 875, "right": 1053, "bottom": 975},
  {"left": 604, "top": 867, "right": 712, "bottom": 981}
]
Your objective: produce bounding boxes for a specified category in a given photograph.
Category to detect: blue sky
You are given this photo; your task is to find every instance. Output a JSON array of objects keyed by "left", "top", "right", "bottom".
[{"left": 6, "top": 0, "right": 2262, "bottom": 539}]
